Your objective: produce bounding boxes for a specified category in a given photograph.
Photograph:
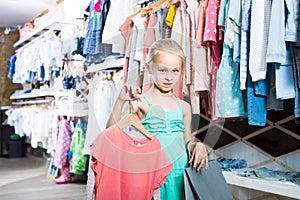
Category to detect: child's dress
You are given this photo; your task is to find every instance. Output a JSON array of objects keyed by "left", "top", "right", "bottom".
[
  {"left": 142, "top": 95, "right": 188, "bottom": 200},
  {"left": 53, "top": 118, "right": 73, "bottom": 183}
]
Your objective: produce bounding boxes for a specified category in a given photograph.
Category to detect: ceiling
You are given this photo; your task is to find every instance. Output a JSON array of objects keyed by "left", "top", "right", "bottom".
[{"left": 0, "top": 0, "right": 58, "bottom": 27}]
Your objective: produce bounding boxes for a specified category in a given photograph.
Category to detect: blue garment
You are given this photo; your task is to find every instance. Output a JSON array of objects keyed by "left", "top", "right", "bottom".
[
  {"left": 7, "top": 55, "right": 16, "bottom": 80},
  {"left": 216, "top": 158, "right": 247, "bottom": 170},
  {"left": 230, "top": 167, "right": 300, "bottom": 186},
  {"left": 285, "top": 0, "right": 300, "bottom": 42},
  {"left": 216, "top": 44, "right": 246, "bottom": 118},
  {"left": 266, "top": 0, "right": 286, "bottom": 63},
  {"left": 242, "top": 0, "right": 252, "bottom": 32},
  {"left": 290, "top": 43, "right": 300, "bottom": 124},
  {"left": 275, "top": 45, "right": 295, "bottom": 100},
  {"left": 83, "top": 0, "right": 111, "bottom": 56},
  {"left": 247, "top": 64, "right": 271, "bottom": 126}
]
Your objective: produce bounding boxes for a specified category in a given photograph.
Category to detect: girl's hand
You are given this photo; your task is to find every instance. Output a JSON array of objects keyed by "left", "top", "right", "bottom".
[
  {"left": 189, "top": 142, "right": 208, "bottom": 171},
  {"left": 118, "top": 85, "right": 142, "bottom": 101}
]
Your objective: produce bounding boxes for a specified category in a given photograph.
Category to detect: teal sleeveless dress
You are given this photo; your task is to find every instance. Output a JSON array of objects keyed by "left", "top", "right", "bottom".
[{"left": 141, "top": 95, "right": 188, "bottom": 200}]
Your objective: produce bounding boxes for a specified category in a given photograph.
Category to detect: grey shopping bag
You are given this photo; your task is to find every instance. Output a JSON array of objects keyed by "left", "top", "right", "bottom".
[{"left": 184, "top": 160, "right": 234, "bottom": 200}]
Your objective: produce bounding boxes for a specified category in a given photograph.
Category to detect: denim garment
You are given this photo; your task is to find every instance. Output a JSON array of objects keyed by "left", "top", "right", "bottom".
[
  {"left": 83, "top": 0, "right": 110, "bottom": 56},
  {"left": 275, "top": 45, "right": 295, "bottom": 100},
  {"left": 285, "top": 0, "right": 300, "bottom": 42},
  {"left": 38, "top": 64, "right": 45, "bottom": 82},
  {"left": 266, "top": 0, "right": 286, "bottom": 63},
  {"left": 7, "top": 55, "right": 16, "bottom": 80},
  {"left": 290, "top": 43, "right": 300, "bottom": 123},
  {"left": 247, "top": 65, "right": 271, "bottom": 126},
  {"left": 230, "top": 167, "right": 300, "bottom": 186},
  {"left": 217, "top": 158, "right": 247, "bottom": 170}
]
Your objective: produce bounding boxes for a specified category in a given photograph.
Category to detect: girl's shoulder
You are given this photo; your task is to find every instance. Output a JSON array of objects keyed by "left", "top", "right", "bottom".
[{"left": 178, "top": 99, "right": 191, "bottom": 114}]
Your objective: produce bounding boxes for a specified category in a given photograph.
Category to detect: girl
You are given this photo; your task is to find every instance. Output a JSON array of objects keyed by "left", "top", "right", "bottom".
[{"left": 107, "top": 39, "right": 208, "bottom": 199}]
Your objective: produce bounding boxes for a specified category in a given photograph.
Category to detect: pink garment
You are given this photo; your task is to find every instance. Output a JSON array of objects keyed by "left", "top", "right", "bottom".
[
  {"left": 142, "top": 14, "right": 158, "bottom": 92},
  {"left": 94, "top": 0, "right": 101, "bottom": 13},
  {"left": 90, "top": 125, "right": 173, "bottom": 200},
  {"left": 119, "top": 16, "right": 134, "bottom": 83},
  {"left": 203, "top": 0, "right": 223, "bottom": 67},
  {"left": 196, "top": 0, "right": 209, "bottom": 47},
  {"left": 53, "top": 118, "right": 73, "bottom": 168},
  {"left": 144, "top": 13, "right": 157, "bottom": 48}
]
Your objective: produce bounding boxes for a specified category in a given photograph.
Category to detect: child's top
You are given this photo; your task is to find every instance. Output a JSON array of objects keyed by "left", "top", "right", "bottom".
[{"left": 142, "top": 94, "right": 188, "bottom": 200}]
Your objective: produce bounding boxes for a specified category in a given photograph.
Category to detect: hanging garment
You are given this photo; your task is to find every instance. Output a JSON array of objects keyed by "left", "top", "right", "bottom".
[
  {"left": 90, "top": 125, "right": 172, "bottom": 200},
  {"left": 84, "top": 76, "right": 115, "bottom": 152},
  {"left": 83, "top": 0, "right": 111, "bottom": 56},
  {"left": 53, "top": 118, "right": 73, "bottom": 169},
  {"left": 285, "top": 0, "right": 300, "bottom": 43},
  {"left": 141, "top": 95, "right": 188, "bottom": 200},
  {"left": 266, "top": 0, "right": 286, "bottom": 64},
  {"left": 102, "top": 0, "right": 136, "bottom": 54},
  {"left": 248, "top": 0, "right": 272, "bottom": 81},
  {"left": 70, "top": 121, "right": 87, "bottom": 175}
]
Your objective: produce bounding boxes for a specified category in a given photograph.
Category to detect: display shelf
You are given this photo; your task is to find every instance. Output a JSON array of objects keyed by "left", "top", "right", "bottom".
[
  {"left": 12, "top": 99, "right": 52, "bottom": 106},
  {"left": 10, "top": 90, "right": 68, "bottom": 100},
  {"left": 223, "top": 171, "right": 300, "bottom": 199},
  {"left": 53, "top": 108, "right": 88, "bottom": 117},
  {"left": 13, "top": 20, "right": 73, "bottom": 50}
]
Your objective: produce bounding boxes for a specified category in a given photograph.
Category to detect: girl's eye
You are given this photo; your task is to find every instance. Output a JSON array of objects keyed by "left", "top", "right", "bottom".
[
  {"left": 159, "top": 69, "right": 166, "bottom": 72},
  {"left": 172, "top": 69, "right": 180, "bottom": 73}
]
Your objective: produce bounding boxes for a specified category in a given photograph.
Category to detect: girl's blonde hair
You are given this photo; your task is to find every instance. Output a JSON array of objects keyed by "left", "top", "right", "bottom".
[{"left": 148, "top": 39, "right": 185, "bottom": 68}]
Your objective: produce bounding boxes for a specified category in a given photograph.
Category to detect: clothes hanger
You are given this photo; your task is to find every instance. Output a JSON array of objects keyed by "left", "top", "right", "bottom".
[
  {"left": 117, "top": 100, "right": 153, "bottom": 139},
  {"left": 132, "top": 0, "right": 169, "bottom": 18}
]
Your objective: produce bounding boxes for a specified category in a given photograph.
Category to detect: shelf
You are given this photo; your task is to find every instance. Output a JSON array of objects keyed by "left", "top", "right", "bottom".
[
  {"left": 223, "top": 171, "right": 300, "bottom": 199},
  {"left": 10, "top": 90, "right": 68, "bottom": 100},
  {"left": 13, "top": 20, "right": 73, "bottom": 50},
  {"left": 53, "top": 109, "right": 88, "bottom": 117}
]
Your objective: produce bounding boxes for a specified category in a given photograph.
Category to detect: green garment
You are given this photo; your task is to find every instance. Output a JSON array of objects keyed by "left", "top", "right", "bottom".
[
  {"left": 70, "top": 122, "right": 87, "bottom": 175},
  {"left": 142, "top": 95, "right": 188, "bottom": 200}
]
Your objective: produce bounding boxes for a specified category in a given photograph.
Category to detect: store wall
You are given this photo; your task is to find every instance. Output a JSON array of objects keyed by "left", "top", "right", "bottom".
[{"left": 0, "top": 27, "right": 22, "bottom": 106}]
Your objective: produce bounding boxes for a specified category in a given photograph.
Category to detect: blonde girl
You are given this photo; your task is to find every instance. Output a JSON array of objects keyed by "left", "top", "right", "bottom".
[{"left": 107, "top": 38, "right": 208, "bottom": 199}]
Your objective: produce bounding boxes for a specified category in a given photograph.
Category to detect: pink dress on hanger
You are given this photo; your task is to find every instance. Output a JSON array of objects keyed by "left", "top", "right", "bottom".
[{"left": 53, "top": 118, "right": 73, "bottom": 168}]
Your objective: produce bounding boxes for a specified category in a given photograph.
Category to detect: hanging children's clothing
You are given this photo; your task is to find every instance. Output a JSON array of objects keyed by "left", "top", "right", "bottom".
[
  {"left": 90, "top": 125, "right": 173, "bottom": 200},
  {"left": 84, "top": 74, "right": 116, "bottom": 152},
  {"left": 52, "top": 117, "right": 73, "bottom": 184},
  {"left": 70, "top": 120, "right": 87, "bottom": 175},
  {"left": 141, "top": 95, "right": 188, "bottom": 200}
]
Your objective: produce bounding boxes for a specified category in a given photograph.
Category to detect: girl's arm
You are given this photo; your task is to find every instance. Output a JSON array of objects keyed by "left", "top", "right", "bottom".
[
  {"left": 106, "top": 85, "right": 141, "bottom": 128},
  {"left": 182, "top": 100, "right": 208, "bottom": 170}
]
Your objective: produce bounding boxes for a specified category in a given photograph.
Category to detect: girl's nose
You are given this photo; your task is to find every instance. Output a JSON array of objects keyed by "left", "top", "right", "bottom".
[{"left": 165, "top": 72, "right": 172, "bottom": 80}]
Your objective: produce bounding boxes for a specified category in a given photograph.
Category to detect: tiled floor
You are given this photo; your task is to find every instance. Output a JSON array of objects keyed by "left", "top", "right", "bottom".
[{"left": 0, "top": 154, "right": 86, "bottom": 200}]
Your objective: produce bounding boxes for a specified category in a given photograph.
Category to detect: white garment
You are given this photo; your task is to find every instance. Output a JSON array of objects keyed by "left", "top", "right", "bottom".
[
  {"left": 84, "top": 75, "right": 116, "bottom": 152},
  {"left": 101, "top": 0, "right": 137, "bottom": 54},
  {"left": 249, "top": 0, "right": 272, "bottom": 81},
  {"left": 30, "top": 109, "right": 51, "bottom": 149}
]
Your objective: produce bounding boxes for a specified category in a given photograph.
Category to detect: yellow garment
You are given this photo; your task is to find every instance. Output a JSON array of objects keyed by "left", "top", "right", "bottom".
[{"left": 165, "top": 4, "right": 176, "bottom": 28}]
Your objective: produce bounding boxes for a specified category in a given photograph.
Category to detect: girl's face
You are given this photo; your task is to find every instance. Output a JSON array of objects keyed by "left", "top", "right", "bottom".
[{"left": 150, "top": 52, "right": 183, "bottom": 93}]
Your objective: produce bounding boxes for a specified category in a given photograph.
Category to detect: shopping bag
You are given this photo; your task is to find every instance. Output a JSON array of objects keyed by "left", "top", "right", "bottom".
[{"left": 183, "top": 160, "right": 234, "bottom": 200}]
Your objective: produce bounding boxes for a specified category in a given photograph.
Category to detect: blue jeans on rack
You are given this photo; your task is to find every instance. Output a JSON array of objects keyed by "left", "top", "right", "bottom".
[{"left": 247, "top": 65, "right": 271, "bottom": 126}]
